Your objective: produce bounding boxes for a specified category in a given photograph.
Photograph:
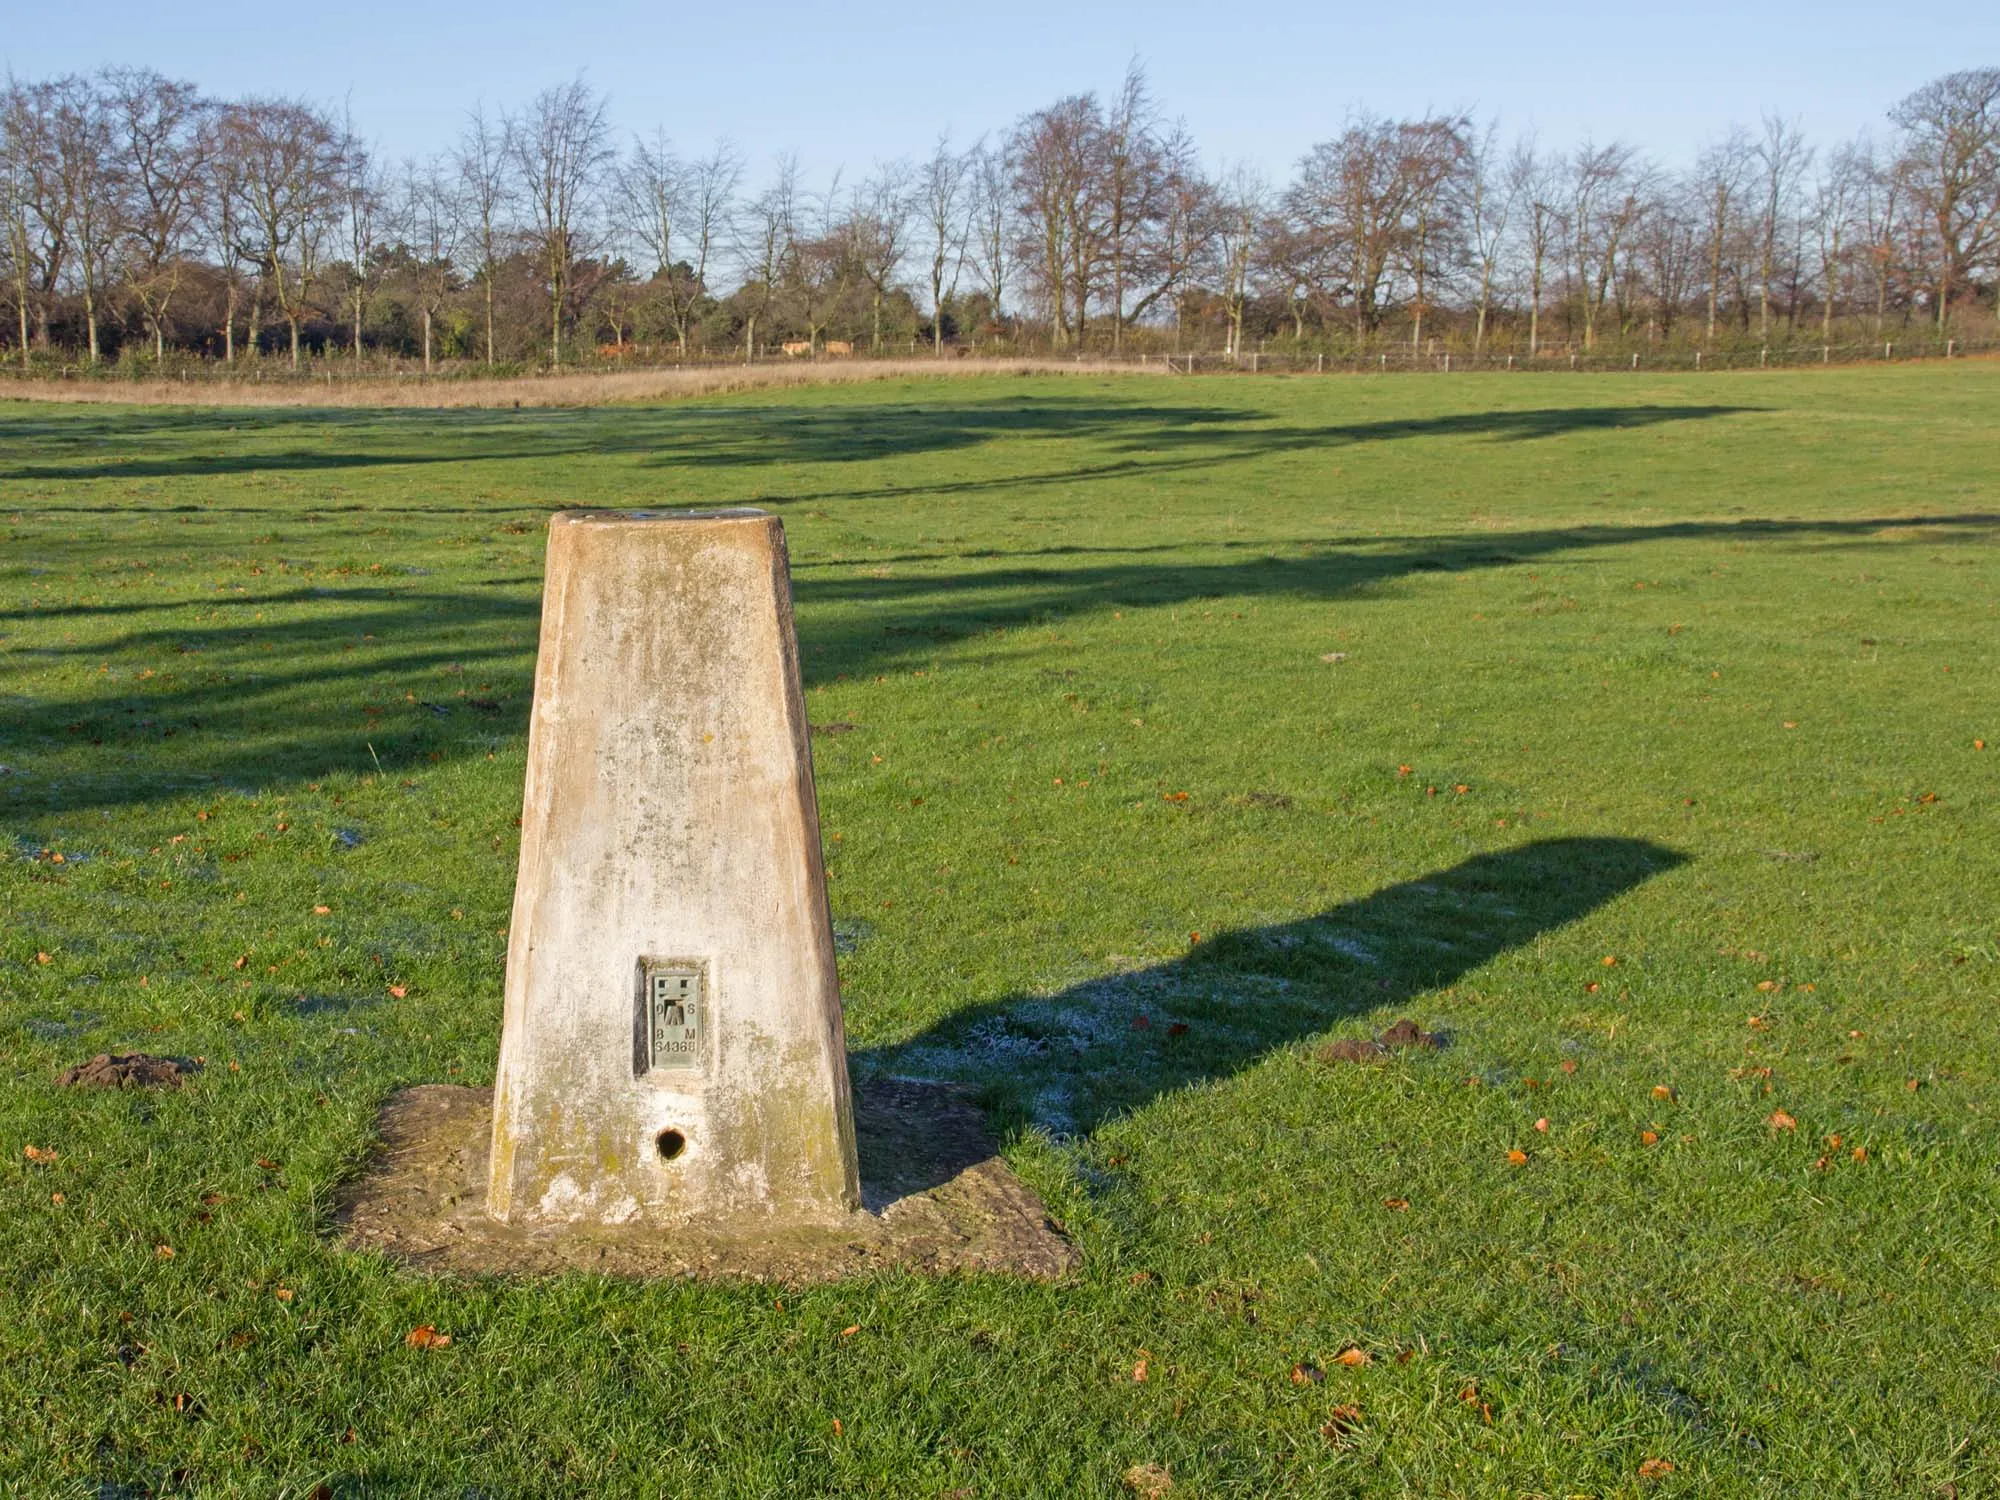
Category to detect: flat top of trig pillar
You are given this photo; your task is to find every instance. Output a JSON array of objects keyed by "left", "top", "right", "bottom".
[{"left": 553, "top": 507, "right": 772, "bottom": 527}]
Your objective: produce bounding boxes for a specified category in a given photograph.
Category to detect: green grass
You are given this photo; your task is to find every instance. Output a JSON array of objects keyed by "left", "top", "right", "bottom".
[{"left": 2, "top": 364, "right": 1997, "bottom": 1497}]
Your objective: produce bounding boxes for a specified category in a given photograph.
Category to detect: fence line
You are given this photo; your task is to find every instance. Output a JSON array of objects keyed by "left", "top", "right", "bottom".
[{"left": 0, "top": 333, "right": 1993, "bottom": 390}]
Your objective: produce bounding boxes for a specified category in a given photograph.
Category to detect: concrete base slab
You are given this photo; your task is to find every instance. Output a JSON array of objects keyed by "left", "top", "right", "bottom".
[{"left": 338, "top": 1080, "right": 1078, "bottom": 1282}]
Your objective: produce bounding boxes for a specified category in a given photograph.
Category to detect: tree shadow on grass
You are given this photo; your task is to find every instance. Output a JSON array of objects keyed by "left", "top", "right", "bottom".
[
  {"left": 0, "top": 397, "right": 1756, "bottom": 486},
  {"left": 1, "top": 512, "right": 1996, "bottom": 821},
  {"left": 856, "top": 836, "right": 1685, "bottom": 1181}
]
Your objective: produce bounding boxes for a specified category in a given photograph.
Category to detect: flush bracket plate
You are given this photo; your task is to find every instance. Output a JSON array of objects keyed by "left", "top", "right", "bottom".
[{"left": 635, "top": 959, "right": 705, "bottom": 1076}]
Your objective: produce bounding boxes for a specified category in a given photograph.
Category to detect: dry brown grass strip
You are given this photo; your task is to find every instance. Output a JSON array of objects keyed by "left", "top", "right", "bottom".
[{"left": 0, "top": 357, "right": 1167, "bottom": 410}]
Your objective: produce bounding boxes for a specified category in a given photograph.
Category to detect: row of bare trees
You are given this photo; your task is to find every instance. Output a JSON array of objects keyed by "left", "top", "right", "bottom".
[{"left": 2, "top": 65, "right": 1995, "bottom": 370}]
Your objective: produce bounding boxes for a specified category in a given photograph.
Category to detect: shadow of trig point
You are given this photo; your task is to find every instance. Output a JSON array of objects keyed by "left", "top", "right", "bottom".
[{"left": 341, "top": 509, "right": 1074, "bottom": 1280}]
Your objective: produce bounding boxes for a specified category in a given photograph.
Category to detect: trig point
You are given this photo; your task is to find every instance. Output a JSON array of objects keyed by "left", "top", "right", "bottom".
[
  {"left": 487, "top": 508, "right": 859, "bottom": 1227},
  {"left": 339, "top": 506, "right": 1074, "bottom": 1281}
]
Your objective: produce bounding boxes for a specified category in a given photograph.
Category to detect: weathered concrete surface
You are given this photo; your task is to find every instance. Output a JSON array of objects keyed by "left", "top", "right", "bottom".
[
  {"left": 488, "top": 509, "right": 858, "bottom": 1227},
  {"left": 343, "top": 1082, "right": 1078, "bottom": 1282}
]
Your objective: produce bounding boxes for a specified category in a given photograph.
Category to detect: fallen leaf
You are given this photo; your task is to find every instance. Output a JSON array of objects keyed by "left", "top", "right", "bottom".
[
  {"left": 312, "top": 905, "right": 330, "bottom": 916},
  {"left": 1640, "top": 1130, "right": 1659, "bottom": 1146},
  {"left": 1639, "top": 1457, "right": 1675, "bottom": 1480},
  {"left": 1905, "top": 1078, "right": 1922, "bottom": 1092},
  {"left": 22, "top": 1144, "right": 55, "bottom": 1162},
  {"left": 1132, "top": 1356, "right": 1149, "bottom": 1382},
  {"left": 50, "top": 1192, "right": 64, "bottom": 1204},
  {"left": 1334, "top": 1346, "right": 1370, "bottom": 1367},
  {"left": 1651, "top": 1084, "right": 1675, "bottom": 1100},
  {"left": 1851, "top": 1146, "right": 1868, "bottom": 1163},
  {"left": 839, "top": 1324, "right": 859, "bottom": 1337},
  {"left": 1560, "top": 1060, "right": 1578, "bottom": 1074},
  {"left": 1767, "top": 1110, "right": 1797, "bottom": 1131},
  {"left": 1123, "top": 1462, "right": 1173, "bottom": 1498},
  {"left": 1453, "top": 783, "right": 1470, "bottom": 795},
  {"left": 1602, "top": 955, "right": 1619, "bottom": 967},
  {"left": 1756, "top": 979, "right": 1780, "bottom": 993},
  {"left": 275, "top": 1287, "right": 293, "bottom": 1302},
  {"left": 256, "top": 1159, "right": 280, "bottom": 1171},
  {"left": 404, "top": 1325, "right": 451, "bottom": 1350},
  {"left": 1289, "top": 1362, "right": 1322, "bottom": 1385},
  {"left": 1396, "top": 764, "right": 1412, "bottom": 777},
  {"left": 1976, "top": 739, "right": 1987, "bottom": 751},
  {"left": 1507, "top": 1148, "right": 1528, "bottom": 1166},
  {"left": 387, "top": 985, "right": 408, "bottom": 999},
  {"left": 831, "top": 1418, "right": 843, "bottom": 1436},
  {"left": 36, "top": 951, "right": 50, "bottom": 965},
  {"left": 1321, "top": 1404, "right": 1363, "bottom": 1440},
  {"left": 1162, "top": 791, "right": 1190, "bottom": 803},
  {"left": 1382, "top": 1197, "right": 1410, "bottom": 1211},
  {"left": 1534, "top": 1117, "right": 1550, "bottom": 1133},
  {"left": 156, "top": 1244, "right": 174, "bottom": 1259},
  {"left": 1166, "top": 1021, "right": 1189, "bottom": 1037}
]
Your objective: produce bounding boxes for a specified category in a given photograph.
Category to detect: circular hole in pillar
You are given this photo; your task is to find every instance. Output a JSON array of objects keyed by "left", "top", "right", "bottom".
[{"left": 655, "top": 1128, "right": 687, "bottom": 1162}]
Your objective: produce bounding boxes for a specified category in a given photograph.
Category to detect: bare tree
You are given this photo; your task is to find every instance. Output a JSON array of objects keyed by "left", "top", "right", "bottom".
[
  {"left": 736, "top": 156, "right": 797, "bottom": 362},
  {"left": 50, "top": 76, "right": 121, "bottom": 364},
  {"left": 341, "top": 120, "right": 385, "bottom": 360},
  {"left": 226, "top": 97, "right": 346, "bottom": 368},
  {"left": 1810, "top": 141, "right": 1864, "bottom": 339},
  {"left": 1211, "top": 163, "right": 1265, "bottom": 359},
  {"left": 0, "top": 77, "right": 62, "bottom": 366},
  {"left": 1753, "top": 115, "right": 1812, "bottom": 338},
  {"left": 970, "top": 141, "right": 1011, "bottom": 330},
  {"left": 104, "top": 68, "right": 207, "bottom": 363},
  {"left": 1399, "top": 115, "right": 1471, "bottom": 350},
  {"left": 1101, "top": 61, "right": 1161, "bottom": 353},
  {"left": 399, "top": 154, "right": 460, "bottom": 372},
  {"left": 1506, "top": 140, "right": 1561, "bottom": 356},
  {"left": 849, "top": 160, "right": 911, "bottom": 350},
  {"left": 1465, "top": 123, "right": 1514, "bottom": 352},
  {"left": 1693, "top": 128, "right": 1753, "bottom": 343},
  {"left": 1010, "top": 94, "right": 1103, "bottom": 347},
  {"left": 1890, "top": 68, "right": 2000, "bottom": 333},
  {"left": 1567, "top": 140, "right": 1642, "bottom": 349},
  {"left": 1287, "top": 115, "right": 1419, "bottom": 343},
  {"left": 511, "top": 78, "right": 613, "bottom": 366},
  {"left": 1154, "top": 124, "right": 1218, "bottom": 349},
  {"left": 454, "top": 102, "right": 511, "bottom": 366},
  {"left": 918, "top": 132, "right": 972, "bottom": 353}
]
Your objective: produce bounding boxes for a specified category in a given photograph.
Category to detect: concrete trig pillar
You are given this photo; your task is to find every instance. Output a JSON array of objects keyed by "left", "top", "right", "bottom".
[{"left": 487, "top": 508, "right": 859, "bottom": 1228}]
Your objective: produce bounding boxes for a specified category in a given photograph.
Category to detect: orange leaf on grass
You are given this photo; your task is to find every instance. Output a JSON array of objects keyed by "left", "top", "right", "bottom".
[
  {"left": 405, "top": 1325, "right": 451, "bottom": 1350},
  {"left": 1322, "top": 1404, "right": 1363, "bottom": 1439},
  {"left": 1290, "top": 1362, "right": 1323, "bottom": 1385},
  {"left": 1767, "top": 1110, "right": 1797, "bottom": 1131},
  {"left": 1506, "top": 1148, "right": 1528, "bottom": 1165},
  {"left": 1382, "top": 1197, "right": 1410, "bottom": 1211},
  {"left": 1641, "top": 1130, "right": 1659, "bottom": 1146},
  {"left": 1639, "top": 1457, "right": 1676, "bottom": 1480},
  {"left": 387, "top": 985, "right": 407, "bottom": 999},
  {"left": 1334, "top": 1347, "right": 1370, "bottom": 1367}
]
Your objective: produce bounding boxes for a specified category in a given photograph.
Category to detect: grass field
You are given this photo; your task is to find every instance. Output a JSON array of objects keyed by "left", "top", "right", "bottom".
[{"left": 2, "top": 363, "right": 1996, "bottom": 1497}]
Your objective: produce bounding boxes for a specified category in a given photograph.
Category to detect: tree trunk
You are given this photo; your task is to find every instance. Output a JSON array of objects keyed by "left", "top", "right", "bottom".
[
  {"left": 423, "top": 305, "right": 433, "bottom": 373},
  {"left": 84, "top": 282, "right": 99, "bottom": 364},
  {"left": 289, "top": 316, "right": 300, "bottom": 369},
  {"left": 485, "top": 272, "right": 495, "bottom": 367}
]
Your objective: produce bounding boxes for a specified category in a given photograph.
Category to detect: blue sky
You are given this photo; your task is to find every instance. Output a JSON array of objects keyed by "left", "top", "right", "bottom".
[{"left": 9, "top": 0, "right": 1997, "bottom": 187}]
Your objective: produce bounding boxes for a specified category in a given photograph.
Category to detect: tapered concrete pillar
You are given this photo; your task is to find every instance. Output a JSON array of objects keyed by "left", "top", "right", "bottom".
[{"left": 487, "top": 508, "right": 859, "bottom": 1227}]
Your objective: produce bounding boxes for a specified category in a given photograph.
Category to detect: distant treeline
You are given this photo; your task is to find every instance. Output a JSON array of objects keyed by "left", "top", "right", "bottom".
[{"left": 2, "top": 64, "right": 1996, "bottom": 371}]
